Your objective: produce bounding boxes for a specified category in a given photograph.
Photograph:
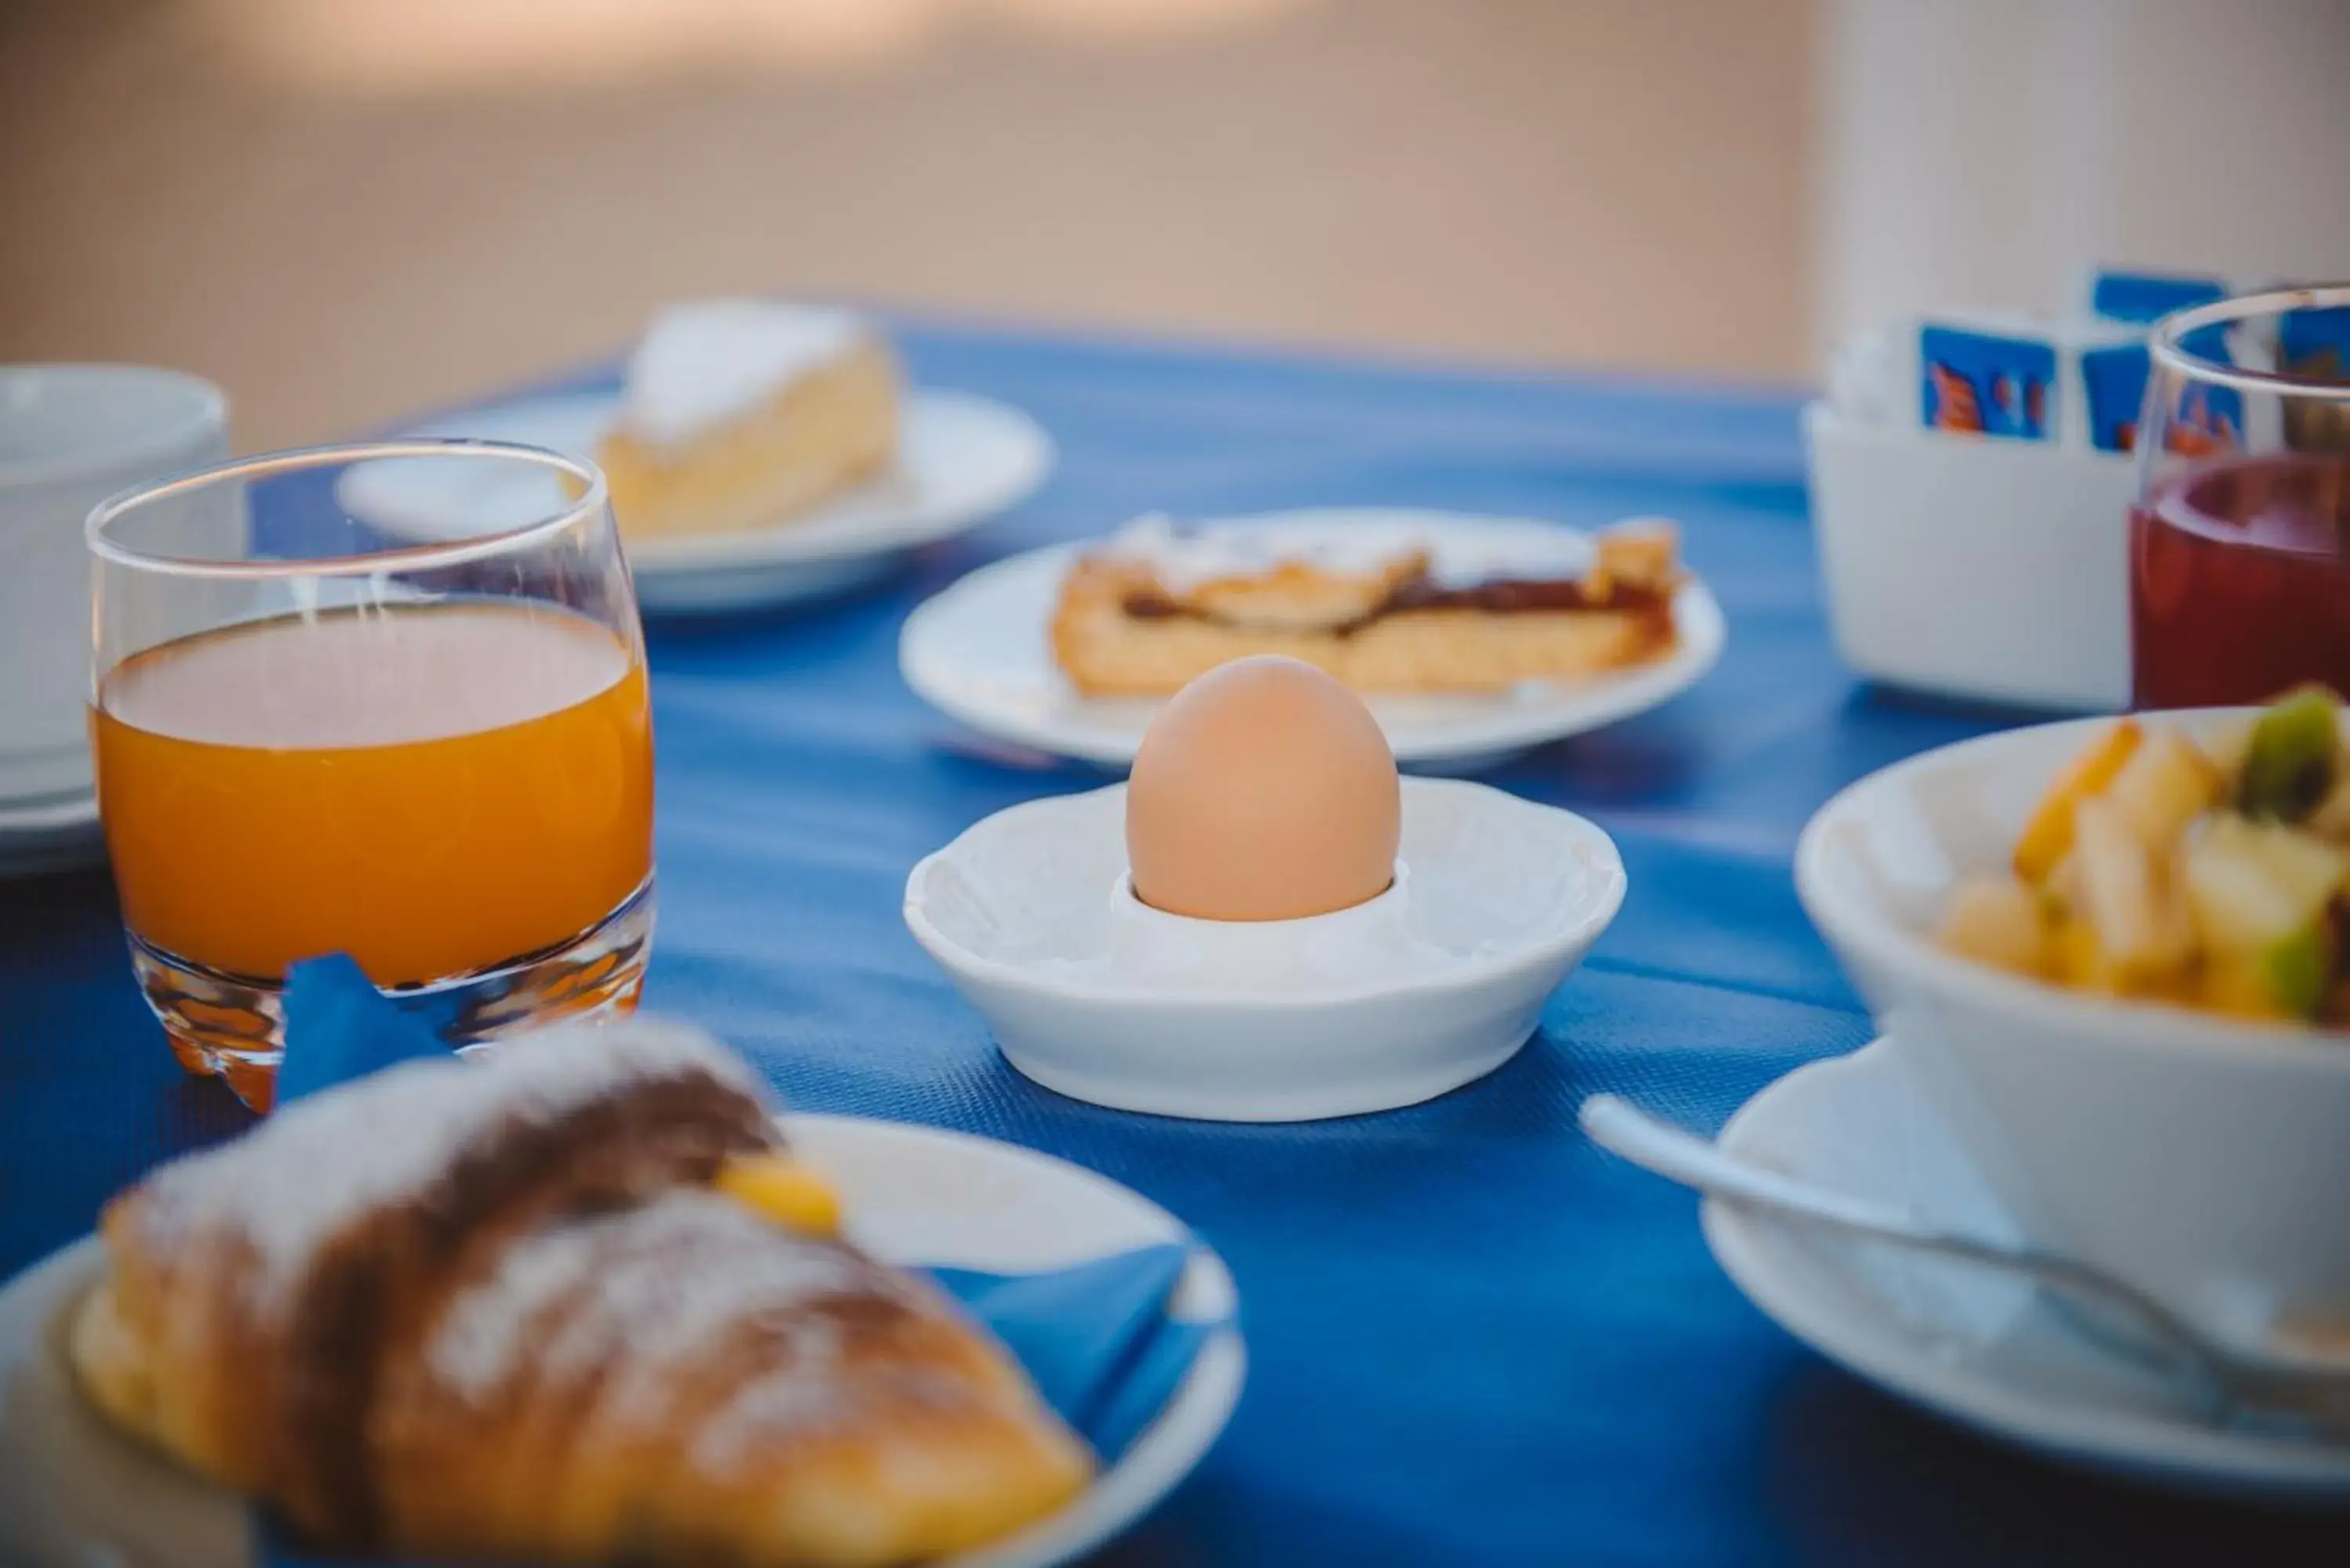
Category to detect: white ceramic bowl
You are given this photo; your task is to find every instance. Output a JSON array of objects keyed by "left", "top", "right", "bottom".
[
  {"left": 905, "top": 777, "right": 1625, "bottom": 1121},
  {"left": 1795, "top": 710, "right": 2350, "bottom": 1352}
]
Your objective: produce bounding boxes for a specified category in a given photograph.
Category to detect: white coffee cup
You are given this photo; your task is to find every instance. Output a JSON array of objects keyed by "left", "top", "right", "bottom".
[{"left": 0, "top": 367, "right": 229, "bottom": 801}]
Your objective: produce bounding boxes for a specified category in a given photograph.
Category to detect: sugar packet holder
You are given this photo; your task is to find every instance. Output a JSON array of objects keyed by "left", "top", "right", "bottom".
[
  {"left": 1810, "top": 298, "right": 2145, "bottom": 712},
  {"left": 1813, "top": 305, "right": 2138, "bottom": 709},
  {"left": 1807, "top": 271, "right": 2341, "bottom": 711},
  {"left": 1802, "top": 396, "right": 2134, "bottom": 711}
]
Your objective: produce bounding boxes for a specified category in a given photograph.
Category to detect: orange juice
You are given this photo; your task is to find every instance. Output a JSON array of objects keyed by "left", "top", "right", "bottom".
[{"left": 93, "top": 602, "right": 653, "bottom": 985}]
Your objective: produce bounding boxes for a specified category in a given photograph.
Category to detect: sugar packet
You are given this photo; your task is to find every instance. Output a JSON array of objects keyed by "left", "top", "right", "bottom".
[{"left": 1918, "top": 323, "right": 2057, "bottom": 441}]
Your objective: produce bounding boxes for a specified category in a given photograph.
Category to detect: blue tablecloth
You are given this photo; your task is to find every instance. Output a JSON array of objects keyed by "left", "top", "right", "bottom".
[{"left": 3, "top": 319, "right": 2336, "bottom": 1563}]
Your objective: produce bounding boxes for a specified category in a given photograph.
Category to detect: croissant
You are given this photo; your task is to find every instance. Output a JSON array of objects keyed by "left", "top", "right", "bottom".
[{"left": 70, "top": 1019, "right": 1092, "bottom": 1564}]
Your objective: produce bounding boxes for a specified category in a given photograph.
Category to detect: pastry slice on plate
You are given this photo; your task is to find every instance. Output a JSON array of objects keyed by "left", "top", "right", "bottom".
[
  {"left": 1051, "top": 515, "right": 1684, "bottom": 696},
  {"left": 598, "top": 299, "right": 901, "bottom": 542},
  {"left": 70, "top": 1019, "right": 1090, "bottom": 1565}
]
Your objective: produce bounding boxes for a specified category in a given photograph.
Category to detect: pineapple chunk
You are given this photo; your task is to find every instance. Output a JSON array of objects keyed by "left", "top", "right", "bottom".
[
  {"left": 2198, "top": 925, "right": 2338, "bottom": 1021},
  {"left": 2181, "top": 818, "right": 2344, "bottom": 1017},
  {"left": 2105, "top": 728, "right": 2220, "bottom": 849},
  {"left": 2071, "top": 797, "right": 2193, "bottom": 982},
  {"left": 2203, "top": 717, "right": 2257, "bottom": 781},
  {"left": 2185, "top": 815, "right": 2347, "bottom": 952},
  {"left": 1937, "top": 874, "right": 2049, "bottom": 977},
  {"left": 2241, "top": 822, "right": 2349, "bottom": 914},
  {"left": 2041, "top": 848, "right": 2085, "bottom": 914},
  {"left": 2199, "top": 955, "right": 2288, "bottom": 1021},
  {"left": 2048, "top": 912, "right": 2121, "bottom": 993},
  {"left": 2014, "top": 721, "right": 2142, "bottom": 883}
]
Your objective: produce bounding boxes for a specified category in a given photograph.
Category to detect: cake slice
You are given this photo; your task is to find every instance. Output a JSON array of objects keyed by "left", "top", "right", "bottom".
[
  {"left": 596, "top": 300, "right": 899, "bottom": 541},
  {"left": 1050, "top": 515, "right": 1683, "bottom": 696}
]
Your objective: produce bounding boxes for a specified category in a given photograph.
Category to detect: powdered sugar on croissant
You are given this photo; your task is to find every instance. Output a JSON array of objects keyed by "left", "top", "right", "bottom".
[
  {"left": 71, "top": 1017, "right": 1089, "bottom": 1565},
  {"left": 127, "top": 1018, "right": 771, "bottom": 1311}
]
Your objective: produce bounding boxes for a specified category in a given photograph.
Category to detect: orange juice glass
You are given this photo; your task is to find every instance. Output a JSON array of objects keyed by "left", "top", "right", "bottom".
[{"left": 87, "top": 442, "right": 655, "bottom": 1107}]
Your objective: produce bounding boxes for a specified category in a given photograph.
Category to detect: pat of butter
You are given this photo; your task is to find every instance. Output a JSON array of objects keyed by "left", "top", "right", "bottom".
[{"left": 715, "top": 1153, "right": 843, "bottom": 1237}]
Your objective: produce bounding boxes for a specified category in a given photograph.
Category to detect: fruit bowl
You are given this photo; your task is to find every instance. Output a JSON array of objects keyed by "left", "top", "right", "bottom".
[{"left": 1796, "top": 710, "right": 2350, "bottom": 1357}]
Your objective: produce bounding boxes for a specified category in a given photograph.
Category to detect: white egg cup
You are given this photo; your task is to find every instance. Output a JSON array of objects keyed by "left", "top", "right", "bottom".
[{"left": 904, "top": 778, "right": 1626, "bottom": 1121}]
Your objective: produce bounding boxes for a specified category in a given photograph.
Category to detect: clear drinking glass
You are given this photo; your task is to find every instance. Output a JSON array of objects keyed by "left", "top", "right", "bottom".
[
  {"left": 2130, "top": 283, "right": 2350, "bottom": 708},
  {"left": 87, "top": 441, "right": 656, "bottom": 1107}
]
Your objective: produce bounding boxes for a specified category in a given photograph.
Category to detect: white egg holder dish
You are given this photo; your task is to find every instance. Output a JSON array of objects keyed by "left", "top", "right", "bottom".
[{"left": 905, "top": 777, "right": 1626, "bottom": 1121}]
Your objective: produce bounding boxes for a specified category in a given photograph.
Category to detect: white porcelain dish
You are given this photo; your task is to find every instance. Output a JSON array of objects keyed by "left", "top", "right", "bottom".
[
  {"left": 338, "top": 386, "right": 1053, "bottom": 614},
  {"left": 1795, "top": 709, "right": 2350, "bottom": 1359},
  {"left": 905, "top": 776, "right": 1625, "bottom": 1120},
  {"left": 898, "top": 511, "right": 1725, "bottom": 771},
  {"left": 1705, "top": 1038, "right": 2350, "bottom": 1499},
  {"left": 0, "top": 1114, "right": 1243, "bottom": 1568},
  {"left": 1804, "top": 402, "right": 2134, "bottom": 712}
]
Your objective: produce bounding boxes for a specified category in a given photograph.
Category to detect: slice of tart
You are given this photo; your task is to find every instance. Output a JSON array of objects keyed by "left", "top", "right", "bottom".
[
  {"left": 596, "top": 299, "right": 899, "bottom": 542},
  {"left": 1050, "top": 515, "right": 1683, "bottom": 696}
]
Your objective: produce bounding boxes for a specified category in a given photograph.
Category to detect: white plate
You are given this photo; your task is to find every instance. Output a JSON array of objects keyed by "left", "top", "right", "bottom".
[
  {"left": 1702, "top": 1038, "right": 2350, "bottom": 1499},
  {"left": 0, "top": 1114, "right": 1245, "bottom": 1568},
  {"left": 0, "top": 787, "right": 102, "bottom": 878},
  {"left": 340, "top": 387, "right": 1054, "bottom": 615},
  {"left": 898, "top": 510, "right": 1726, "bottom": 770}
]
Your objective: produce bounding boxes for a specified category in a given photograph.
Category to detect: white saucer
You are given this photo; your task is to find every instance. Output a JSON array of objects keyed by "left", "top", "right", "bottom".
[
  {"left": 342, "top": 386, "right": 1054, "bottom": 615},
  {"left": 906, "top": 777, "right": 1625, "bottom": 1121},
  {"left": 0, "top": 787, "right": 102, "bottom": 878},
  {"left": 0, "top": 1114, "right": 1245, "bottom": 1568},
  {"left": 1704, "top": 1039, "right": 2350, "bottom": 1500},
  {"left": 898, "top": 510, "right": 1726, "bottom": 771}
]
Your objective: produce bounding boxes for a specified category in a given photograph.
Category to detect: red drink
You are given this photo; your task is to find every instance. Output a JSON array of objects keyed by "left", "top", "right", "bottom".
[{"left": 2131, "top": 453, "right": 2350, "bottom": 707}]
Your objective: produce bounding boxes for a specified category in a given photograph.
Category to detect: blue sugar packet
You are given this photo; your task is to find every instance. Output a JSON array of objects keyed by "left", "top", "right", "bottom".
[
  {"left": 2081, "top": 339, "right": 2244, "bottom": 457},
  {"left": 2280, "top": 302, "right": 2350, "bottom": 374},
  {"left": 2073, "top": 302, "right": 2247, "bottom": 458},
  {"left": 2080, "top": 341, "right": 2149, "bottom": 453},
  {"left": 2167, "top": 318, "right": 2247, "bottom": 454},
  {"left": 2088, "top": 267, "right": 2227, "bottom": 326},
  {"left": 2168, "top": 377, "right": 2245, "bottom": 455},
  {"left": 1919, "top": 324, "right": 2056, "bottom": 440},
  {"left": 2076, "top": 269, "right": 2241, "bottom": 453},
  {"left": 264, "top": 958, "right": 1217, "bottom": 1565}
]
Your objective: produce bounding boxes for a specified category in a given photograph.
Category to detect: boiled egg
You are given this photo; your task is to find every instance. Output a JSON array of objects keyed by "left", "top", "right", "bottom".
[{"left": 1126, "top": 656, "right": 1400, "bottom": 922}]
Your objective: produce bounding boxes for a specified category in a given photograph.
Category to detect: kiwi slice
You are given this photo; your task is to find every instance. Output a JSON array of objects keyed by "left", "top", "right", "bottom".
[
  {"left": 2260, "top": 919, "right": 2334, "bottom": 1019},
  {"left": 2237, "top": 688, "right": 2339, "bottom": 822}
]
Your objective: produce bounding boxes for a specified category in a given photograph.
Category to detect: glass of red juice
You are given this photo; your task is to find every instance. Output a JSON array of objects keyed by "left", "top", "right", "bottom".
[{"left": 2131, "top": 284, "right": 2350, "bottom": 708}]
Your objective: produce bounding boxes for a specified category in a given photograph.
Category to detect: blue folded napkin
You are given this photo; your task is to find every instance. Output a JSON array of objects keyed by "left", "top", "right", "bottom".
[{"left": 262, "top": 958, "right": 1212, "bottom": 1565}]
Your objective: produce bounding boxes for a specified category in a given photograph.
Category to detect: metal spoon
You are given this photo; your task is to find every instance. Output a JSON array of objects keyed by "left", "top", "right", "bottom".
[{"left": 1578, "top": 1092, "right": 2350, "bottom": 1437}]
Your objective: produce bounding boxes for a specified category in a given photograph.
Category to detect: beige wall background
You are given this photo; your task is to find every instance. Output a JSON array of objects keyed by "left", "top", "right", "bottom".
[{"left": 0, "top": 0, "right": 1816, "bottom": 450}]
